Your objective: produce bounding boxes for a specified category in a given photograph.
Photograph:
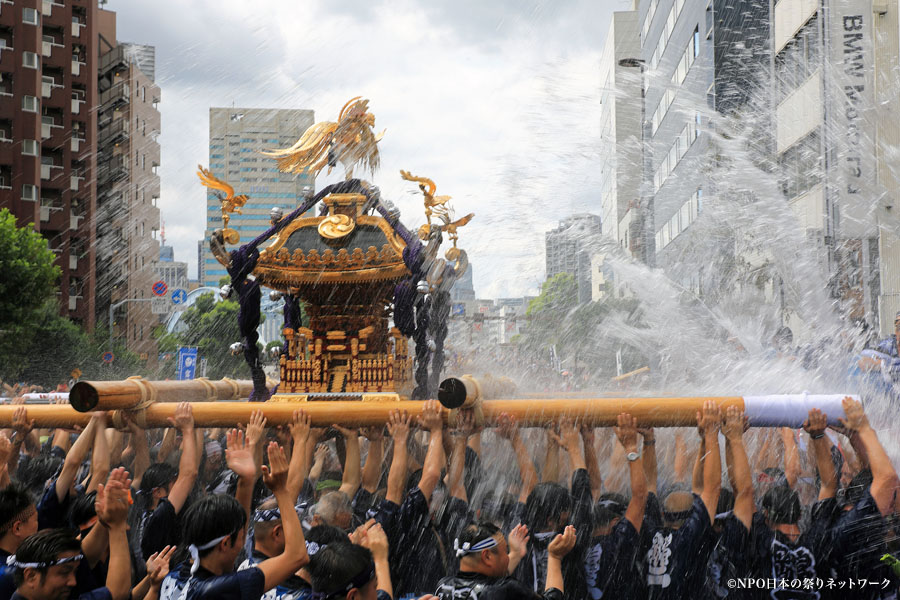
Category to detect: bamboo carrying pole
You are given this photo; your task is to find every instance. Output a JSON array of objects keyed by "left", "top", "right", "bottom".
[
  {"left": 0, "top": 393, "right": 852, "bottom": 428},
  {"left": 68, "top": 378, "right": 255, "bottom": 412}
]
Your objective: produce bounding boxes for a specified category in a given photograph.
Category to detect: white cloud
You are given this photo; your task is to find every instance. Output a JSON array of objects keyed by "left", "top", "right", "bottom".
[{"left": 112, "top": 0, "right": 632, "bottom": 297}]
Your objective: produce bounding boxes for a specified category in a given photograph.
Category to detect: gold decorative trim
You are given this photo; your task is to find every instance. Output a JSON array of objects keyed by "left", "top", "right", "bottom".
[
  {"left": 361, "top": 393, "right": 403, "bottom": 402},
  {"left": 259, "top": 214, "right": 406, "bottom": 262},
  {"left": 318, "top": 214, "right": 356, "bottom": 239}
]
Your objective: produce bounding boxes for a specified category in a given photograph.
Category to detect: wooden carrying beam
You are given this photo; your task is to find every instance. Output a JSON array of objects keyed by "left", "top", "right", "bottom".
[
  {"left": 0, "top": 394, "right": 851, "bottom": 428},
  {"left": 68, "top": 378, "right": 255, "bottom": 412}
]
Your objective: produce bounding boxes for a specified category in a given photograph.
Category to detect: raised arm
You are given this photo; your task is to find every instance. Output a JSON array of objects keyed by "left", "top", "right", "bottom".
[
  {"left": 55, "top": 414, "right": 98, "bottom": 502},
  {"left": 557, "top": 417, "right": 586, "bottom": 475},
  {"left": 841, "top": 396, "right": 900, "bottom": 516},
  {"left": 360, "top": 523, "right": 393, "bottom": 600},
  {"left": 803, "top": 408, "right": 837, "bottom": 501},
  {"left": 781, "top": 427, "right": 801, "bottom": 490},
  {"left": 615, "top": 414, "right": 647, "bottom": 531},
  {"left": 544, "top": 526, "right": 576, "bottom": 594},
  {"left": 225, "top": 428, "right": 258, "bottom": 521},
  {"left": 385, "top": 410, "right": 411, "bottom": 505},
  {"left": 124, "top": 414, "right": 150, "bottom": 490},
  {"left": 542, "top": 428, "right": 560, "bottom": 484},
  {"left": 723, "top": 406, "right": 753, "bottom": 530},
  {"left": 258, "top": 443, "right": 310, "bottom": 592},
  {"left": 447, "top": 410, "right": 475, "bottom": 502},
  {"left": 166, "top": 403, "right": 198, "bottom": 513},
  {"left": 361, "top": 426, "right": 384, "bottom": 495},
  {"left": 495, "top": 413, "right": 537, "bottom": 503},
  {"left": 336, "top": 424, "right": 362, "bottom": 499},
  {"left": 96, "top": 467, "right": 134, "bottom": 600},
  {"left": 286, "top": 409, "right": 311, "bottom": 501},
  {"left": 698, "top": 401, "right": 722, "bottom": 524},
  {"left": 87, "top": 413, "right": 111, "bottom": 494},
  {"left": 639, "top": 427, "right": 658, "bottom": 495},
  {"left": 692, "top": 434, "right": 705, "bottom": 496},
  {"left": 581, "top": 425, "right": 603, "bottom": 500},
  {"left": 416, "top": 400, "right": 445, "bottom": 503}
]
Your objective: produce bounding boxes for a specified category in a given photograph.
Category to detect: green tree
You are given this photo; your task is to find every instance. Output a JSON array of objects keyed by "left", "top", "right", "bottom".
[{"left": 165, "top": 293, "right": 249, "bottom": 379}]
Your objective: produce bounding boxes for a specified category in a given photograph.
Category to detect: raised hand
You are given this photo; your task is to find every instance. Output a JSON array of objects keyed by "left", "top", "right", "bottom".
[
  {"left": 331, "top": 423, "right": 358, "bottom": 440},
  {"left": 547, "top": 525, "right": 577, "bottom": 559},
  {"left": 839, "top": 396, "right": 869, "bottom": 432},
  {"left": 613, "top": 413, "right": 639, "bottom": 452},
  {"left": 359, "top": 522, "right": 389, "bottom": 562},
  {"left": 387, "top": 409, "right": 411, "bottom": 444},
  {"left": 146, "top": 545, "right": 176, "bottom": 586},
  {"left": 11, "top": 407, "right": 34, "bottom": 437},
  {"left": 803, "top": 408, "right": 828, "bottom": 438},
  {"left": 288, "top": 409, "right": 311, "bottom": 446},
  {"left": 697, "top": 400, "right": 721, "bottom": 436},
  {"left": 507, "top": 523, "right": 530, "bottom": 558},
  {"left": 495, "top": 413, "right": 519, "bottom": 441},
  {"left": 96, "top": 467, "right": 133, "bottom": 527},
  {"left": 243, "top": 409, "right": 267, "bottom": 448},
  {"left": 723, "top": 406, "right": 746, "bottom": 440},
  {"left": 167, "top": 402, "right": 194, "bottom": 431},
  {"left": 0, "top": 433, "right": 12, "bottom": 465},
  {"left": 557, "top": 417, "right": 581, "bottom": 450},
  {"left": 261, "top": 442, "right": 289, "bottom": 492},
  {"left": 225, "top": 428, "right": 257, "bottom": 480},
  {"left": 451, "top": 408, "right": 476, "bottom": 439},
  {"left": 417, "top": 400, "right": 444, "bottom": 432}
]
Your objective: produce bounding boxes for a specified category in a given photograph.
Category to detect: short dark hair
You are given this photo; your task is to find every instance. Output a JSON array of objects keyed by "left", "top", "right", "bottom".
[
  {"left": 18, "top": 455, "right": 63, "bottom": 498},
  {"left": 457, "top": 521, "right": 502, "bottom": 556},
  {"left": 762, "top": 485, "right": 801, "bottom": 524},
  {"left": 593, "top": 492, "right": 628, "bottom": 527},
  {"left": 308, "top": 542, "right": 375, "bottom": 597},
  {"left": 0, "top": 484, "right": 35, "bottom": 534},
  {"left": 182, "top": 494, "right": 246, "bottom": 557},
  {"left": 140, "top": 463, "right": 177, "bottom": 495},
  {"left": 67, "top": 491, "right": 97, "bottom": 531},
  {"left": 12, "top": 528, "right": 81, "bottom": 587},
  {"left": 525, "top": 483, "right": 570, "bottom": 531}
]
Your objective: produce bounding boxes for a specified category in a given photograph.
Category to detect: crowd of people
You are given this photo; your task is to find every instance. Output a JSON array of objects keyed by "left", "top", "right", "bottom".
[{"left": 0, "top": 393, "right": 896, "bottom": 599}]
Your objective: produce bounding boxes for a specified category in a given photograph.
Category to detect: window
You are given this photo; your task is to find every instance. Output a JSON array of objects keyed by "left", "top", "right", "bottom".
[
  {"left": 141, "top": 154, "right": 145, "bottom": 169},
  {"left": 22, "top": 96, "right": 38, "bottom": 112},
  {"left": 22, "top": 140, "right": 38, "bottom": 156},
  {"left": 22, "top": 52, "right": 38, "bottom": 69},
  {"left": 141, "top": 86, "right": 146, "bottom": 101},
  {"left": 23, "top": 8, "right": 39, "bottom": 25},
  {"left": 21, "top": 184, "right": 37, "bottom": 201}
]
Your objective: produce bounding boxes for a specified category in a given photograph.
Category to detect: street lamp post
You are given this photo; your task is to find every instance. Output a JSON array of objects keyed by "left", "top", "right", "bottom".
[
  {"left": 108, "top": 298, "right": 154, "bottom": 348},
  {"left": 617, "top": 57, "right": 653, "bottom": 266}
]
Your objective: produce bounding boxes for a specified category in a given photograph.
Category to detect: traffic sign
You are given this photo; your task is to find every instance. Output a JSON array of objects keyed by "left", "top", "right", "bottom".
[
  {"left": 152, "top": 281, "right": 168, "bottom": 297},
  {"left": 151, "top": 297, "right": 169, "bottom": 315},
  {"left": 102, "top": 352, "right": 114, "bottom": 364},
  {"left": 177, "top": 347, "right": 198, "bottom": 380},
  {"left": 171, "top": 289, "right": 188, "bottom": 305}
]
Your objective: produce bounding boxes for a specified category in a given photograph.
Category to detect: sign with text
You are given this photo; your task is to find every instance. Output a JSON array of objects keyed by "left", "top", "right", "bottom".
[{"left": 177, "top": 347, "right": 198, "bottom": 380}]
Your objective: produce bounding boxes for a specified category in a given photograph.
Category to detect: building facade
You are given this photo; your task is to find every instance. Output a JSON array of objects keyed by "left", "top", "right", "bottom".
[
  {"left": 545, "top": 213, "right": 602, "bottom": 304},
  {"left": 95, "top": 11, "right": 160, "bottom": 361},
  {"left": 201, "top": 107, "right": 315, "bottom": 287},
  {"left": 599, "top": 11, "right": 642, "bottom": 255},
  {"left": 773, "top": 0, "right": 900, "bottom": 335},
  {"left": 0, "top": 0, "right": 98, "bottom": 328}
]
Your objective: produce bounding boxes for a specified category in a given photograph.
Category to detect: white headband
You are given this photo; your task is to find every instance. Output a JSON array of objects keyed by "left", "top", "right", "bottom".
[
  {"left": 188, "top": 535, "right": 229, "bottom": 574},
  {"left": 453, "top": 536, "right": 498, "bottom": 558},
  {"left": 7, "top": 553, "right": 83, "bottom": 569}
]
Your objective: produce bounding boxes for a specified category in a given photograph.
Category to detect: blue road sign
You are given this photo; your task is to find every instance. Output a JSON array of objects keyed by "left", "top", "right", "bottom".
[
  {"left": 152, "top": 281, "right": 168, "bottom": 297},
  {"left": 171, "top": 289, "right": 188, "bottom": 305},
  {"left": 102, "top": 352, "right": 114, "bottom": 364},
  {"left": 177, "top": 347, "right": 198, "bottom": 380},
  {"left": 451, "top": 303, "right": 466, "bottom": 317}
]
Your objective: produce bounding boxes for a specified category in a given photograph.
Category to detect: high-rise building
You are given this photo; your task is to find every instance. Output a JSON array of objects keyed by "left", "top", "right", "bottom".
[
  {"left": 772, "top": 0, "right": 900, "bottom": 335},
  {"left": 599, "top": 11, "right": 642, "bottom": 254},
  {"left": 450, "top": 263, "right": 475, "bottom": 302},
  {"left": 201, "top": 107, "right": 315, "bottom": 287},
  {"left": 0, "top": 0, "right": 99, "bottom": 329},
  {"left": 635, "top": 0, "right": 770, "bottom": 286},
  {"left": 95, "top": 10, "right": 160, "bottom": 362},
  {"left": 545, "top": 213, "right": 602, "bottom": 304},
  {"left": 119, "top": 42, "right": 154, "bottom": 81}
]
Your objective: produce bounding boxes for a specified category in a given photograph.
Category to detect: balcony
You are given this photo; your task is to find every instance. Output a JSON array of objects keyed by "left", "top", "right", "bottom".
[
  {"left": 98, "top": 117, "right": 129, "bottom": 146},
  {"left": 70, "top": 174, "right": 83, "bottom": 191},
  {"left": 98, "top": 155, "right": 128, "bottom": 186},
  {"left": 71, "top": 136, "right": 85, "bottom": 152},
  {"left": 40, "top": 163, "right": 63, "bottom": 181},
  {"left": 69, "top": 254, "right": 77, "bottom": 269},
  {"left": 71, "top": 57, "right": 86, "bottom": 77},
  {"left": 40, "top": 116, "right": 62, "bottom": 140},
  {"left": 71, "top": 95, "right": 85, "bottom": 114},
  {"left": 41, "top": 76, "right": 63, "bottom": 99},
  {"left": 69, "top": 212, "right": 83, "bottom": 231},
  {"left": 99, "top": 81, "right": 130, "bottom": 111},
  {"left": 68, "top": 295, "right": 81, "bottom": 311},
  {"left": 99, "top": 46, "right": 128, "bottom": 77},
  {"left": 39, "top": 200, "right": 63, "bottom": 222},
  {"left": 71, "top": 20, "right": 85, "bottom": 38}
]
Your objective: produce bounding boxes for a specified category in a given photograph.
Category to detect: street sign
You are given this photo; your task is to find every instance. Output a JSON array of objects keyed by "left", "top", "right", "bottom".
[
  {"left": 151, "top": 297, "right": 169, "bottom": 315},
  {"left": 102, "top": 352, "right": 114, "bottom": 364},
  {"left": 177, "top": 347, "right": 198, "bottom": 380},
  {"left": 152, "top": 281, "right": 168, "bottom": 297},
  {"left": 451, "top": 303, "right": 466, "bottom": 317},
  {"left": 171, "top": 289, "right": 188, "bottom": 305}
]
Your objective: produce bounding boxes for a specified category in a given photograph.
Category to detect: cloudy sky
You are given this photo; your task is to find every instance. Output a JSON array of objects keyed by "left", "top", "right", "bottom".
[{"left": 114, "top": 0, "right": 633, "bottom": 298}]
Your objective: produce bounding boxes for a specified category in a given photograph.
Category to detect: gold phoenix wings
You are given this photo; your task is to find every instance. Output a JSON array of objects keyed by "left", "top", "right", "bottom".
[
  {"left": 400, "top": 170, "right": 452, "bottom": 226},
  {"left": 262, "top": 97, "right": 385, "bottom": 179},
  {"left": 197, "top": 165, "right": 248, "bottom": 215}
]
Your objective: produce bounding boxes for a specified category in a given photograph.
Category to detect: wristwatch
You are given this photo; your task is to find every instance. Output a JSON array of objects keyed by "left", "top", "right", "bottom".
[{"left": 626, "top": 451, "right": 640, "bottom": 462}]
